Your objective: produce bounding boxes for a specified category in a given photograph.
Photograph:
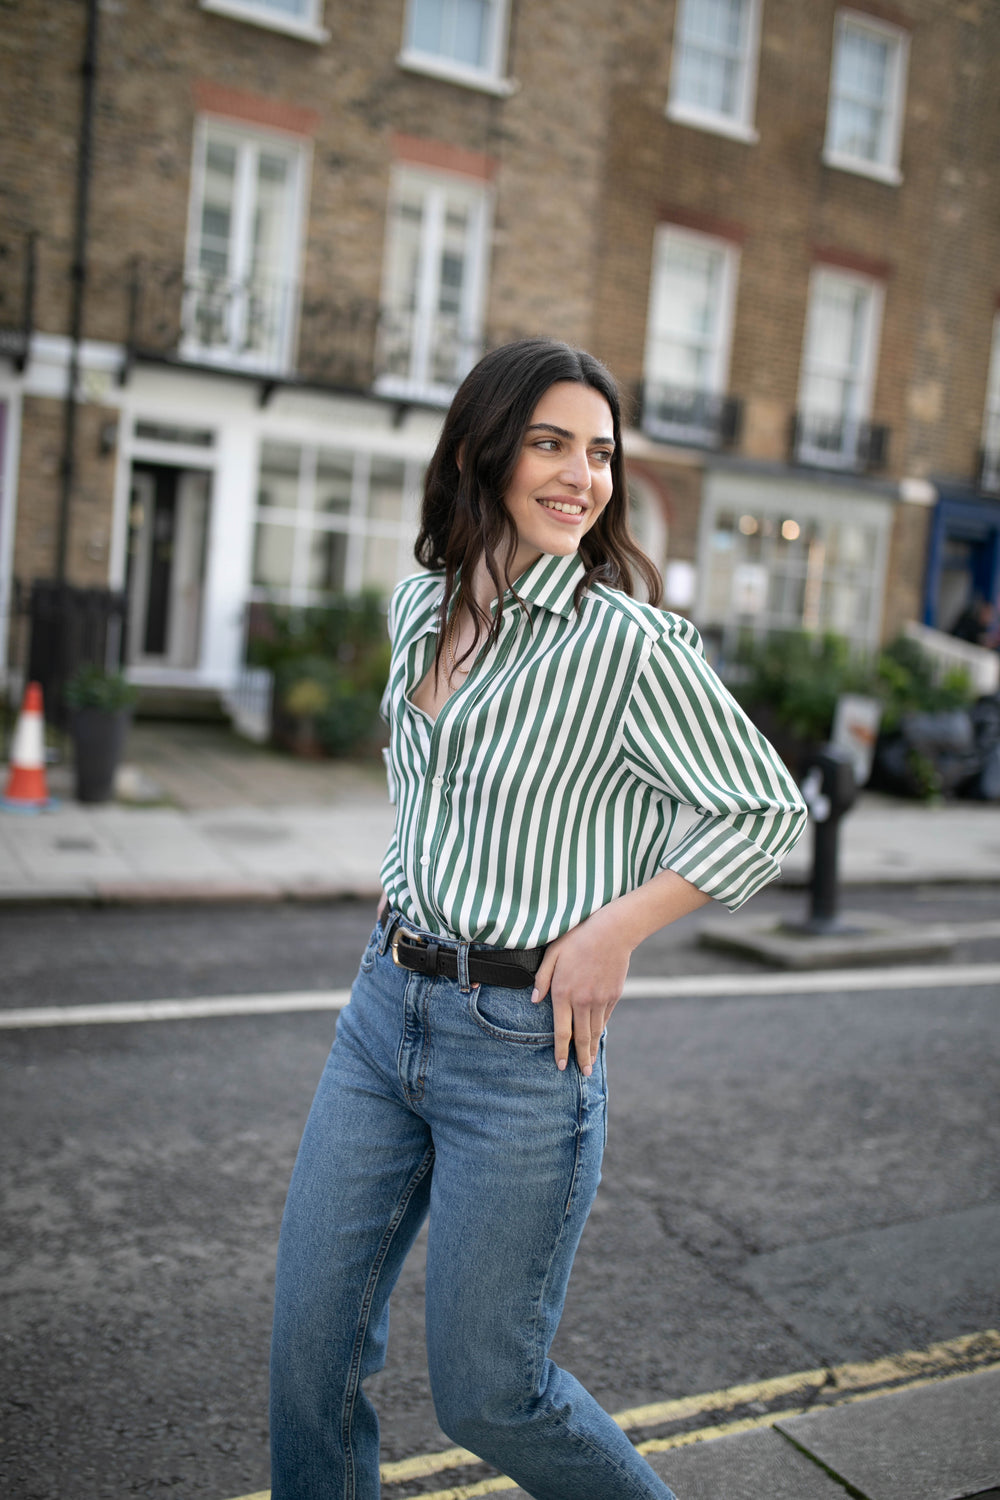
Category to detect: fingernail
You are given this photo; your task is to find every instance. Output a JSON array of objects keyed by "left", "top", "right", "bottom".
[
  {"left": 557, "top": 1059, "right": 566, "bottom": 1071},
  {"left": 531, "top": 988, "right": 539, "bottom": 1004},
  {"left": 583, "top": 1064, "right": 593, "bottom": 1077}
]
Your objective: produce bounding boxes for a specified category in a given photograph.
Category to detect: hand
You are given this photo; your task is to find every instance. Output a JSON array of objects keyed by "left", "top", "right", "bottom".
[{"left": 531, "top": 906, "right": 632, "bottom": 1075}]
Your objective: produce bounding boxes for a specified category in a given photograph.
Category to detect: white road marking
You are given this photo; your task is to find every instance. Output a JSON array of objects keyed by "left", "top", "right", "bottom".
[{"left": 1, "top": 963, "right": 998, "bottom": 1030}]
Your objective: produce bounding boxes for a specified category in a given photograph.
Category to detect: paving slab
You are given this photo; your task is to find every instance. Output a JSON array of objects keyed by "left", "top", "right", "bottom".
[
  {"left": 458, "top": 1429, "right": 853, "bottom": 1500},
  {"left": 739, "top": 1205, "right": 1000, "bottom": 1364},
  {"left": 647, "top": 1427, "right": 854, "bottom": 1499},
  {"left": 776, "top": 1367, "right": 1000, "bottom": 1500}
]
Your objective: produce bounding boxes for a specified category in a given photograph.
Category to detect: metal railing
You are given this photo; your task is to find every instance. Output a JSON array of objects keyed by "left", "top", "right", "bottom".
[
  {"left": 20, "top": 580, "right": 127, "bottom": 728},
  {"left": 123, "top": 259, "right": 488, "bottom": 399},
  {"left": 791, "top": 409, "right": 890, "bottom": 473},
  {"left": 638, "top": 381, "right": 742, "bottom": 449}
]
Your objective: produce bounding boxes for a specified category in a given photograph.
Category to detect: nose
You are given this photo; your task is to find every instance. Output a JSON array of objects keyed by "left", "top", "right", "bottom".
[{"left": 558, "top": 445, "right": 592, "bottom": 491}]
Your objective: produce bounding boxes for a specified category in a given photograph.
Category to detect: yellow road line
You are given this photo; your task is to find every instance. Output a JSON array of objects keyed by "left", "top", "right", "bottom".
[
  {"left": 380, "top": 1444, "right": 480, "bottom": 1482},
  {"left": 224, "top": 1328, "right": 1000, "bottom": 1500}
]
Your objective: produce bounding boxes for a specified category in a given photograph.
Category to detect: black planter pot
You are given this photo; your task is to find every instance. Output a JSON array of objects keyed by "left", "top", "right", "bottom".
[{"left": 71, "top": 707, "right": 132, "bottom": 803}]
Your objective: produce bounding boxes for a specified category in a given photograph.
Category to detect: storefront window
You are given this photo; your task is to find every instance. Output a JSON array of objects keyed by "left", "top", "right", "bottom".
[
  {"left": 700, "top": 488, "right": 887, "bottom": 652},
  {"left": 252, "top": 440, "right": 421, "bottom": 604}
]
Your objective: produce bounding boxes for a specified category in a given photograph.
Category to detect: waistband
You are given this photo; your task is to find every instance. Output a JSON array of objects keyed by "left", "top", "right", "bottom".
[{"left": 378, "top": 908, "right": 545, "bottom": 992}]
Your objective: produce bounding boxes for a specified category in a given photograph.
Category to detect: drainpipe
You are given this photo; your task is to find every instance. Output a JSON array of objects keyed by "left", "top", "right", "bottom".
[{"left": 55, "top": 0, "right": 100, "bottom": 584}]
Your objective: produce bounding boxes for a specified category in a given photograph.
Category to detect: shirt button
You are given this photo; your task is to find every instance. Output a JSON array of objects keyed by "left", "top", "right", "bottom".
[
  {"left": 432, "top": 774, "right": 444, "bottom": 787},
  {"left": 420, "top": 855, "right": 430, "bottom": 867}
]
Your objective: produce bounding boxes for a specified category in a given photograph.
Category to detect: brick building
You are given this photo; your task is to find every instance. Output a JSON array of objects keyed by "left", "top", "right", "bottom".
[{"left": 1, "top": 0, "right": 998, "bottom": 700}]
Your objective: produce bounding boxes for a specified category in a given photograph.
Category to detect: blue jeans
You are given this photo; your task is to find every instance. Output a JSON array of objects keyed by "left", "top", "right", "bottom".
[{"left": 270, "top": 919, "right": 677, "bottom": 1500}]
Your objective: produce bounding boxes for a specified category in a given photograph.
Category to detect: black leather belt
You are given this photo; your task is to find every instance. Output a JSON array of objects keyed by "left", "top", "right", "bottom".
[{"left": 389, "top": 916, "right": 544, "bottom": 990}]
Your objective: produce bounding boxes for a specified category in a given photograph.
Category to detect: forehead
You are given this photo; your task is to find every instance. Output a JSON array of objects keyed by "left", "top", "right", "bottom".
[{"left": 528, "top": 381, "right": 614, "bottom": 436}]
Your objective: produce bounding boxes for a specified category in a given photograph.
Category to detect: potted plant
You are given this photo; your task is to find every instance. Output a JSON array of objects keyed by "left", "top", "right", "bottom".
[{"left": 64, "top": 664, "right": 139, "bottom": 803}]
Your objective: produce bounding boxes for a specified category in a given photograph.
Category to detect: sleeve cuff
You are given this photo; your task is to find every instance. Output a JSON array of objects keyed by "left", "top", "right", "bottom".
[{"left": 662, "top": 818, "right": 787, "bottom": 911}]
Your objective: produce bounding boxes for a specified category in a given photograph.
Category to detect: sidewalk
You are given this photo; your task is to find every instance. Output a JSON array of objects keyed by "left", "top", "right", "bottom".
[
  {"left": 2, "top": 719, "right": 1000, "bottom": 903},
  {"left": 487, "top": 1353, "right": 1000, "bottom": 1500},
  {"left": 3, "top": 719, "right": 1000, "bottom": 902}
]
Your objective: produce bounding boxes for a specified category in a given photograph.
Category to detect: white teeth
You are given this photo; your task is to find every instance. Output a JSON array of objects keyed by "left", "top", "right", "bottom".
[{"left": 539, "top": 499, "right": 584, "bottom": 515}]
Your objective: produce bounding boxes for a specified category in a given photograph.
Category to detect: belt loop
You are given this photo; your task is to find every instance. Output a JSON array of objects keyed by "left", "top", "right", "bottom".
[
  {"left": 379, "top": 908, "right": 401, "bottom": 956},
  {"left": 456, "top": 940, "right": 471, "bottom": 993}
]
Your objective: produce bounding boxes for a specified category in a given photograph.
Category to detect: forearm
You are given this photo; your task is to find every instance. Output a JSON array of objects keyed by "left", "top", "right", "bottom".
[{"left": 588, "top": 867, "right": 713, "bottom": 953}]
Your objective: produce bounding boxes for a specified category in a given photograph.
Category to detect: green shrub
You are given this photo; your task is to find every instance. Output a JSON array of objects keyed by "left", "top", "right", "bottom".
[
  {"left": 730, "top": 629, "right": 975, "bottom": 745},
  {"left": 731, "top": 630, "right": 872, "bottom": 743},
  {"left": 252, "top": 593, "right": 390, "bottom": 757},
  {"left": 874, "top": 636, "right": 973, "bottom": 730},
  {"left": 64, "top": 664, "right": 139, "bottom": 712}
]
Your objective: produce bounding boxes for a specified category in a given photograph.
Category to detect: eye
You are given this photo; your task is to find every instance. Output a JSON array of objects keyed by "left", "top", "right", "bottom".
[
  {"left": 534, "top": 439, "right": 560, "bottom": 452},
  {"left": 591, "top": 448, "right": 614, "bottom": 465}
]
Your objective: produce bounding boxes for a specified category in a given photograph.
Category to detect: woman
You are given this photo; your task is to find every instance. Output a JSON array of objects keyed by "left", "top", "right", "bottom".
[{"left": 270, "top": 338, "right": 807, "bottom": 1499}]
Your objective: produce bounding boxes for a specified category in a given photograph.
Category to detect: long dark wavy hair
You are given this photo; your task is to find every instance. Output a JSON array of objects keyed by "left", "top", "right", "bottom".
[{"left": 415, "top": 337, "right": 661, "bottom": 673}]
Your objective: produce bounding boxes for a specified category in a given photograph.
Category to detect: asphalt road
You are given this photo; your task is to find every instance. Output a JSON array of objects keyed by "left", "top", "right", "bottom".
[{"left": 1, "top": 888, "right": 998, "bottom": 1500}]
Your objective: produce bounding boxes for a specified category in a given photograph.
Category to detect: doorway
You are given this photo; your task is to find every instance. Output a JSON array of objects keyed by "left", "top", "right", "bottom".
[{"left": 126, "top": 465, "right": 210, "bottom": 670}]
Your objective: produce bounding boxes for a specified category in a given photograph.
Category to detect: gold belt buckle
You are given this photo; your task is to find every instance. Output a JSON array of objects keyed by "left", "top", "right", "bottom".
[{"left": 391, "top": 926, "right": 424, "bottom": 968}]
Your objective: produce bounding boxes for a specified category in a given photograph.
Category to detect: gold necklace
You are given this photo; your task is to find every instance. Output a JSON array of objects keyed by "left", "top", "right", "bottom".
[{"left": 446, "top": 609, "right": 471, "bottom": 681}]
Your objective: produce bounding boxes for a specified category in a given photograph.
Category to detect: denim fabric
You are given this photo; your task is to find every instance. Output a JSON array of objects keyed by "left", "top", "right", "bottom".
[{"left": 270, "top": 921, "right": 677, "bottom": 1500}]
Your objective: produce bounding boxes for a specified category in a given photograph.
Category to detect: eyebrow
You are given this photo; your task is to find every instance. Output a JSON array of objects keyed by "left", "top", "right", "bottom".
[{"left": 526, "top": 423, "right": 615, "bottom": 447}]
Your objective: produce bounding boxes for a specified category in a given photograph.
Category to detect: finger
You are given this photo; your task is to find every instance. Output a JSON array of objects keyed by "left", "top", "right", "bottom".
[
  {"left": 573, "top": 1009, "right": 595, "bottom": 1077},
  {"left": 552, "top": 992, "right": 574, "bottom": 1072},
  {"left": 531, "top": 951, "right": 558, "bottom": 1004}
]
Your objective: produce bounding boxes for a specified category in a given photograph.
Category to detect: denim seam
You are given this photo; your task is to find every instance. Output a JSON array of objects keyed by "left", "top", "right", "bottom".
[{"left": 340, "top": 1144, "right": 436, "bottom": 1498}]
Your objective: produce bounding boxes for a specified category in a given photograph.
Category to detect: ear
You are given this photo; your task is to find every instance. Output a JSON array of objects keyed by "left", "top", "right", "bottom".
[{"left": 456, "top": 441, "right": 464, "bottom": 473}]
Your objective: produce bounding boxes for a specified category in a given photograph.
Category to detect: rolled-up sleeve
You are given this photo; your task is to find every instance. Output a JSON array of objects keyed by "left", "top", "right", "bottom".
[{"left": 621, "top": 614, "right": 808, "bottom": 910}]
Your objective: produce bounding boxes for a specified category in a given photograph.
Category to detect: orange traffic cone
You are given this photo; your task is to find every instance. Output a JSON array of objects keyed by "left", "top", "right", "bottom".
[{"left": 3, "top": 681, "right": 53, "bottom": 811}]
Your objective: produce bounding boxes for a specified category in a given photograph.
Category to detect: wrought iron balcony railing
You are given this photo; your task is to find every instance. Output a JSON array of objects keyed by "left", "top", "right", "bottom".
[
  {"left": 122, "top": 260, "right": 487, "bottom": 402},
  {"left": 638, "top": 381, "right": 742, "bottom": 449},
  {"left": 791, "top": 409, "right": 890, "bottom": 474},
  {"left": 0, "top": 232, "right": 37, "bottom": 373}
]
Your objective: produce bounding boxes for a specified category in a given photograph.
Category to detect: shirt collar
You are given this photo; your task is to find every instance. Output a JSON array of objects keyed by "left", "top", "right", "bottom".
[
  {"left": 424, "top": 551, "right": 587, "bottom": 637},
  {"left": 507, "top": 552, "right": 586, "bottom": 619}
]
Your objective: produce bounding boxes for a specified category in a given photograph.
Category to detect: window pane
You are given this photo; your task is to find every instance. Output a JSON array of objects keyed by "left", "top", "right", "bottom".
[
  {"left": 368, "top": 458, "right": 406, "bottom": 523},
  {"left": 647, "top": 235, "right": 727, "bottom": 391},
  {"left": 674, "top": 0, "right": 747, "bottom": 117},
  {"left": 199, "top": 142, "right": 237, "bottom": 277},
  {"left": 829, "top": 22, "right": 894, "bottom": 163},
  {"left": 258, "top": 443, "right": 301, "bottom": 509},
  {"left": 361, "top": 533, "right": 403, "bottom": 595},
  {"left": 410, "top": 0, "right": 489, "bottom": 68},
  {"left": 307, "top": 529, "right": 348, "bottom": 592},
  {"left": 253, "top": 521, "right": 295, "bottom": 588},
  {"left": 316, "top": 450, "right": 354, "bottom": 514}
]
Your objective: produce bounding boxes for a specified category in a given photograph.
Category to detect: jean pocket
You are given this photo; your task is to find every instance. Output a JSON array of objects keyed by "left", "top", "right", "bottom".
[{"left": 468, "top": 984, "right": 556, "bottom": 1044}]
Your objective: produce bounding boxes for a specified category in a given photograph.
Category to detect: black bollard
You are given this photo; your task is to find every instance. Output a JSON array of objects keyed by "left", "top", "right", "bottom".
[{"left": 797, "top": 746, "right": 857, "bottom": 935}]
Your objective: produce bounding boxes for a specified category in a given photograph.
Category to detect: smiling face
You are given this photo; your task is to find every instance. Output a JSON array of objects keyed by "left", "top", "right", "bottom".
[{"left": 502, "top": 381, "right": 616, "bottom": 579}]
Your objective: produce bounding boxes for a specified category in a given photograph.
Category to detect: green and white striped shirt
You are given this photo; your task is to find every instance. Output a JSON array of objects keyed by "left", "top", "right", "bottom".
[{"left": 380, "top": 551, "right": 806, "bottom": 948}]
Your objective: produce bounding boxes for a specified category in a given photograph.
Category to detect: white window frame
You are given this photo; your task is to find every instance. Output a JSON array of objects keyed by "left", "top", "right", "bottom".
[
  {"left": 200, "top": 0, "right": 329, "bottom": 44},
  {"left": 183, "top": 118, "right": 310, "bottom": 376},
  {"left": 981, "top": 313, "right": 1000, "bottom": 493},
  {"left": 375, "top": 165, "right": 491, "bottom": 405},
  {"left": 667, "top": 0, "right": 762, "bottom": 143},
  {"left": 823, "top": 10, "right": 908, "bottom": 185},
  {"left": 796, "top": 266, "right": 884, "bottom": 470},
  {"left": 642, "top": 224, "right": 740, "bottom": 445},
  {"left": 250, "top": 438, "right": 423, "bottom": 605},
  {"left": 398, "top": 0, "right": 516, "bottom": 95}
]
